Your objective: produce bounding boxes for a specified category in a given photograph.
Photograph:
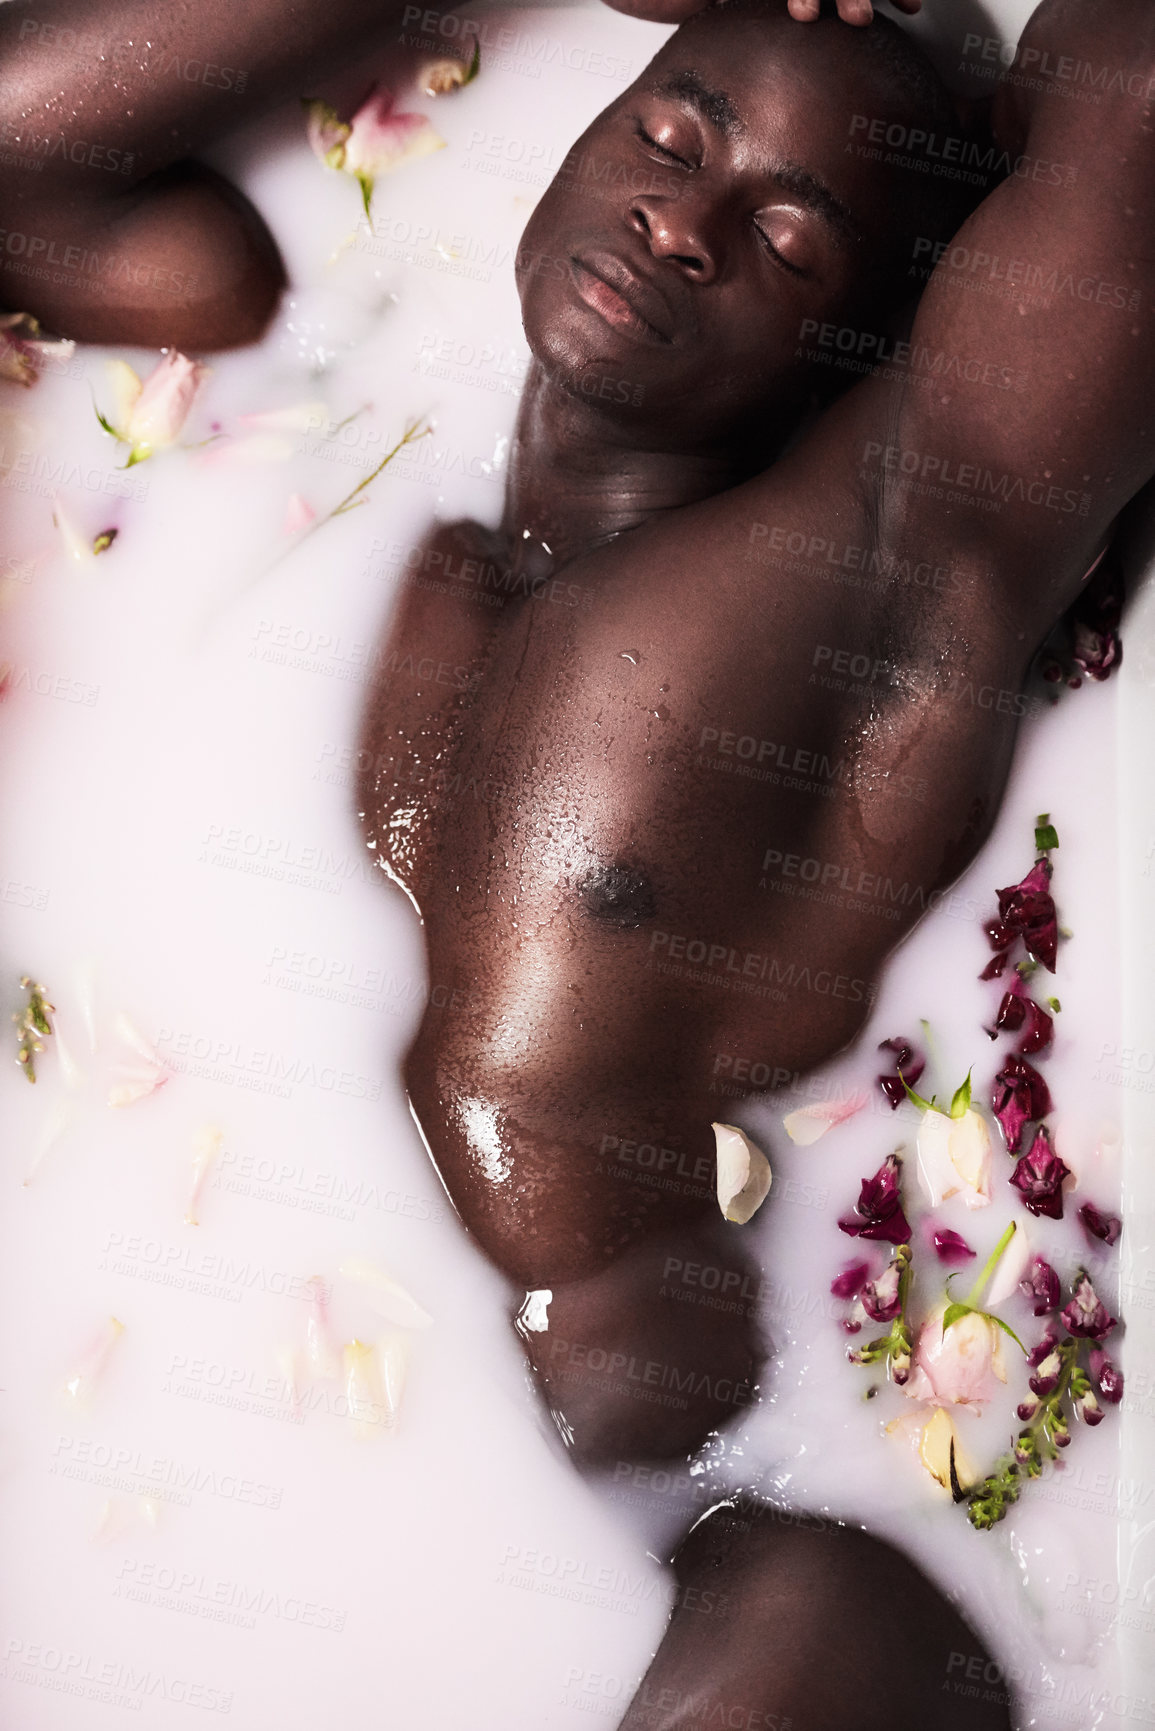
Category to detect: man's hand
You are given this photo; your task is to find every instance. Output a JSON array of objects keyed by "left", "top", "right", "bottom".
[
  {"left": 600, "top": 0, "right": 921, "bottom": 26},
  {"left": 786, "top": 0, "right": 921, "bottom": 20}
]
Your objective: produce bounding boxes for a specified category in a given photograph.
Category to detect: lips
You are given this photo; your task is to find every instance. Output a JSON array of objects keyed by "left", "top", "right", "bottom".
[{"left": 570, "top": 248, "right": 677, "bottom": 345}]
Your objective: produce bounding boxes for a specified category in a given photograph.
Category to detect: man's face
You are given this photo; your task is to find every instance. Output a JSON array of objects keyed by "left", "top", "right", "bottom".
[{"left": 517, "top": 11, "right": 919, "bottom": 447}]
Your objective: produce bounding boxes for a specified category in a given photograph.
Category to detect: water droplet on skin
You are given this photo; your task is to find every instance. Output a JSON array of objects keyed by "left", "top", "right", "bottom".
[
  {"left": 620, "top": 651, "right": 640, "bottom": 666},
  {"left": 653, "top": 705, "right": 669, "bottom": 721}
]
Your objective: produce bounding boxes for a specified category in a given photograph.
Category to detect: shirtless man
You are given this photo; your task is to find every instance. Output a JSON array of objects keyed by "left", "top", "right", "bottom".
[{"left": 3, "top": 0, "right": 1152, "bottom": 1723}]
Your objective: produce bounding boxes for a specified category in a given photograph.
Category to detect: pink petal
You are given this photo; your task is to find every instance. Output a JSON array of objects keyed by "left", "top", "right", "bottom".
[
  {"left": 284, "top": 493, "right": 316, "bottom": 535},
  {"left": 345, "top": 95, "right": 443, "bottom": 177},
  {"left": 782, "top": 1091, "right": 868, "bottom": 1146},
  {"left": 127, "top": 350, "right": 207, "bottom": 449}
]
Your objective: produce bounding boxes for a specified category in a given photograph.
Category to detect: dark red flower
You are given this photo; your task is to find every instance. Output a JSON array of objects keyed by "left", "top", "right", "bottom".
[
  {"left": 1009, "top": 1127, "right": 1071, "bottom": 1219},
  {"left": 877, "top": 1036, "right": 925, "bottom": 1111},
  {"left": 1027, "top": 1323, "right": 1061, "bottom": 1369},
  {"left": 1061, "top": 1271, "right": 1116, "bottom": 1341},
  {"left": 993, "top": 979, "right": 1054, "bottom": 1056},
  {"left": 838, "top": 1153, "right": 912, "bottom": 1246},
  {"left": 992, "top": 1056, "right": 1052, "bottom": 1152},
  {"left": 1070, "top": 555, "right": 1124, "bottom": 684},
  {"left": 996, "top": 859, "right": 1058, "bottom": 972},
  {"left": 1019, "top": 1256, "right": 1060, "bottom": 1316},
  {"left": 1090, "top": 1347, "right": 1124, "bottom": 1404},
  {"left": 1079, "top": 1201, "right": 1122, "bottom": 1247},
  {"left": 930, "top": 1227, "right": 976, "bottom": 1264},
  {"left": 830, "top": 1260, "right": 871, "bottom": 1301}
]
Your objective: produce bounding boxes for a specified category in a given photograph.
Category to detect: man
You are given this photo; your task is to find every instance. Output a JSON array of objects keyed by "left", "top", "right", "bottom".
[{"left": 2, "top": 0, "right": 1150, "bottom": 1722}]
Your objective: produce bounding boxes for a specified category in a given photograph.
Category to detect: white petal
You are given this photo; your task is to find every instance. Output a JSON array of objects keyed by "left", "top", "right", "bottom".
[
  {"left": 713, "top": 1123, "right": 772, "bottom": 1224},
  {"left": 239, "top": 402, "right": 328, "bottom": 433},
  {"left": 185, "top": 1126, "right": 224, "bottom": 1225},
  {"left": 782, "top": 1091, "right": 868, "bottom": 1146},
  {"left": 916, "top": 1111, "right": 959, "bottom": 1206},
  {"left": 948, "top": 1110, "right": 992, "bottom": 1208},
  {"left": 986, "top": 1220, "right": 1031, "bottom": 1307},
  {"left": 918, "top": 1406, "right": 975, "bottom": 1494},
  {"left": 105, "top": 358, "right": 142, "bottom": 432},
  {"left": 338, "top": 1256, "right": 432, "bottom": 1329},
  {"left": 53, "top": 501, "right": 93, "bottom": 565},
  {"left": 64, "top": 1316, "right": 124, "bottom": 1405},
  {"left": 108, "top": 1064, "right": 166, "bottom": 1107}
]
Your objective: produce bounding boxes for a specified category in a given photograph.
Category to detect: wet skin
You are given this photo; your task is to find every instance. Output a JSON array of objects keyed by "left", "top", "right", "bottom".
[
  {"left": 1, "top": 0, "right": 1150, "bottom": 1722},
  {"left": 358, "top": 5, "right": 1155, "bottom": 1463}
]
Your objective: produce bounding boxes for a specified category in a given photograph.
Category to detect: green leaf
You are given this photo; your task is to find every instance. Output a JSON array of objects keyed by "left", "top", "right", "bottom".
[
  {"left": 94, "top": 407, "right": 122, "bottom": 441},
  {"left": 1035, "top": 815, "right": 1059, "bottom": 854},
  {"left": 941, "top": 1302, "right": 974, "bottom": 1337},
  {"left": 1046, "top": 998, "right": 1061, "bottom": 1013},
  {"left": 982, "top": 1312, "right": 1029, "bottom": 1356},
  {"left": 358, "top": 174, "right": 374, "bottom": 221},
  {"left": 901, "top": 1073, "right": 936, "bottom": 1113},
  {"left": 949, "top": 1070, "right": 972, "bottom": 1120}
]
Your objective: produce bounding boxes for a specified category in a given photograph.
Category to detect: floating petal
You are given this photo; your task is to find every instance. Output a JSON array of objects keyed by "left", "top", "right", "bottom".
[
  {"left": 713, "top": 1122, "right": 773, "bottom": 1224},
  {"left": 782, "top": 1091, "right": 867, "bottom": 1145},
  {"left": 185, "top": 1125, "right": 224, "bottom": 1225}
]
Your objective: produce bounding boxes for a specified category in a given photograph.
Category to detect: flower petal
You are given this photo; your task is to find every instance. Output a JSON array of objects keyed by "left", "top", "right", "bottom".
[
  {"left": 185, "top": 1125, "right": 224, "bottom": 1226},
  {"left": 713, "top": 1122, "right": 772, "bottom": 1224},
  {"left": 782, "top": 1091, "right": 867, "bottom": 1145}
]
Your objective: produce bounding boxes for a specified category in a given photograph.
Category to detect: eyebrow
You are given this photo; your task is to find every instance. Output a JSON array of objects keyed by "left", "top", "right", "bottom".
[
  {"left": 653, "top": 70, "right": 860, "bottom": 251},
  {"left": 768, "top": 158, "right": 860, "bottom": 249},
  {"left": 655, "top": 70, "right": 744, "bottom": 140}
]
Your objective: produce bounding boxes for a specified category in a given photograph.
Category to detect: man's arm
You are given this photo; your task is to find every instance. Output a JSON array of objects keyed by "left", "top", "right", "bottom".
[
  {"left": 0, "top": 0, "right": 434, "bottom": 347},
  {"left": 871, "top": 0, "right": 1155, "bottom": 623}
]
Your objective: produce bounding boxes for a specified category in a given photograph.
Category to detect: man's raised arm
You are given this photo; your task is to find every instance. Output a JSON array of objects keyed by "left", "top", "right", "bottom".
[{"left": 871, "top": 0, "right": 1155, "bottom": 619}]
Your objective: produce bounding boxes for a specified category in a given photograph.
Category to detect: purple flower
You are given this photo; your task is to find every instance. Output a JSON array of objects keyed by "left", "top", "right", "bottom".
[
  {"left": 861, "top": 1261, "right": 903, "bottom": 1324},
  {"left": 1090, "top": 1348, "right": 1124, "bottom": 1404},
  {"left": 1029, "top": 1348, "right": 1063, "bottom": 1399},
  {"left": 1027, "top": 1324, "right": 1060, "bottom": 1368},
  {"left": 830, "top": 1260, "right": 871, "bottom": 1301},
  {"left": 1010, "top": 1128, "right": 1071, "bottom": 1219},
  {"left": 992, "top": 1056, "right": 1052, "bottom": 1153},
  {"left": 930, "top": 1227, "right": 976, "bottom": 1265},
  {"left": 996, "top": 859, "right": 1058, "bottom": 972},
  {"left": 837, "top": 1153, "right": 912, "bottom": 1246},
  {"left": 1017, "top": 1400, "right": 1039, "bottom": 1421},
  {"left": 1019, "top": 1256, "right": 1061, "bottom": 1316},
  {"left": 1062, "top": 1271, "right": 1116, "bottom": 1341},
  {"left": 1079, "top": 1201, "right": 1122, "bottom": 1247},
  {"left": 877, "top": 1037, "right": 925, "bottom": 1112},
  {"left": 993, "top": 983, "right": 1054, "bottom": 1056}
]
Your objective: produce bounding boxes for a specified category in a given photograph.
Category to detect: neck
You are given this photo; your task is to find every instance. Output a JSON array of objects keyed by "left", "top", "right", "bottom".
[{"left": 500, "top": 362, "right": 751, "bottom": 573}]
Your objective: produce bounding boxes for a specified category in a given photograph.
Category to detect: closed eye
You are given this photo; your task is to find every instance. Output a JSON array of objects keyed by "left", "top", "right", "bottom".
[
  {"left": 753, "top": 222, "right": 807, "bottom": 278},
  {"left": 636, "top": 124, "right": 695, "bottom": 171}
]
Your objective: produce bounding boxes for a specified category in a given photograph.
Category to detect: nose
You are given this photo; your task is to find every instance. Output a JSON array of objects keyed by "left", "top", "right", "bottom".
[{"left": 628, "top": 192, "right": 718, "bottom": 284}]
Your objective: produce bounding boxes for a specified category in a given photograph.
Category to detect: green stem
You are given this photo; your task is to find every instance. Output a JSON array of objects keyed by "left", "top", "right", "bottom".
[{"left": 966, "top": 1221, "right": 1017, "bottom": 1309}]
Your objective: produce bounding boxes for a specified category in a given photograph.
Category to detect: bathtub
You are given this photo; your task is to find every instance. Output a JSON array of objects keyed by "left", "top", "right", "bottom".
[{"left": 0, "top": 1, "right": 1150, "bottom": 1725}]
